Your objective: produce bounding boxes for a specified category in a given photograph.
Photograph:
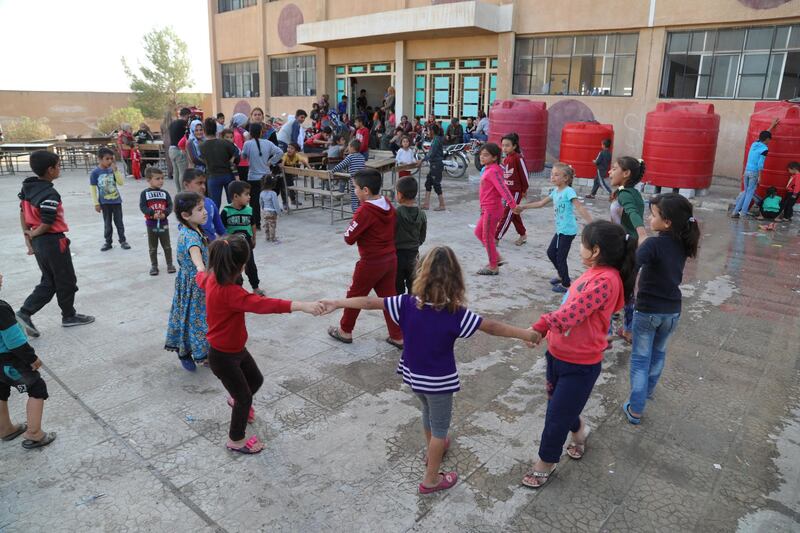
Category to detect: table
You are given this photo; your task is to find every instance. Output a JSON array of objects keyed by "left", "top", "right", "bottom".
[
  {"left": 282, "top": 166, "right": 351, "bottom": 224},
  {"left": 0, "top": 143, "right": 56, "bottom": 175}
]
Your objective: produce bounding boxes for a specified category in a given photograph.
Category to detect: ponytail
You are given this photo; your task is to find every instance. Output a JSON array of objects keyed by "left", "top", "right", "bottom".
[
  {"left": 208, "top": 234, "right": 251, "bottom": 285},
  {"left": 501, "top": 132, "right": 521, "bottom": 153},
  {"left": 553, "top": 162, "right": 575, "bottom": 187},
  {"left": 648, "top": 193, "right": 700, "bottom": 258},
  {"left": 249, "top": 123, "right": 263, "bottom": 157},
  {"left": 581, "top": 220, "right": 638, "bottom": 300},
  {"left": 617, "top": 156, "right": 645, "bottom": 188}
]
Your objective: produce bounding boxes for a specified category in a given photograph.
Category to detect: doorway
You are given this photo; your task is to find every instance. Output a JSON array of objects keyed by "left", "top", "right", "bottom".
[{"left": 334, "top": 62, "right": 395, "bottom": 118}]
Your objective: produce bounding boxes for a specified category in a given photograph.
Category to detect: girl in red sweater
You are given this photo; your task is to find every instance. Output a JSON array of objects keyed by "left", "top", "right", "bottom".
[
  {"left": 475, "top": 143, "right": 517, "bottom": 275},
  {"left": 495, "top": 133, "right": 529, "bottom": 246},
  {"left": 198, "top": 235, "right": 322, "bottom": 454},
  {"left": 522, "top": 220, "right": 636, "bottom": 488}
]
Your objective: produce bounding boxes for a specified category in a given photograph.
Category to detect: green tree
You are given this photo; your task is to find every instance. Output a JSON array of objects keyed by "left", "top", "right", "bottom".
[
  {"left": 97, "top": 107, "right": 145, "bottom": 135},
  {"left": 5, "top": 117, "right": 52, "bottom": 141},
  {"left": 122, "top": 27, "right": 194, "bottom": 118}
]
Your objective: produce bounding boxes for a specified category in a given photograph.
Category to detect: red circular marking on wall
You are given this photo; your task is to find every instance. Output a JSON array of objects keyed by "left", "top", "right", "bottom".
[
  {"left": 547, "top": 99, "right": 595, "bottom": 159},
  {"left": 233, "top": 100, "right": 252, "bottom": 116},
  {"left": 738, "top": 0, "right": 790, "bottom": 8},
  {"left": 278, "top": 4, "right": 304, "bottom": 48}
]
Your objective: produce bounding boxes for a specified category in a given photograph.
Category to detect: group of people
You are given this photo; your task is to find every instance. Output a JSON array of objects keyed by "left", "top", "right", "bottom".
[{"left": 10, "top": 105, "right": 785, "bottom": 498}]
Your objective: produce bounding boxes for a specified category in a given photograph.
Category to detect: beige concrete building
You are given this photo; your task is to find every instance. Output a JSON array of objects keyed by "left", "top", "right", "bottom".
[{"left": 207, "top": 0, "right": 800, "bottom": 178}]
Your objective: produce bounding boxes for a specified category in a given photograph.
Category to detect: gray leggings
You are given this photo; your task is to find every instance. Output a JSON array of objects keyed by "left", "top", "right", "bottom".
[{"left": 415, "top": 392, "right": 453, "bottom": 438}]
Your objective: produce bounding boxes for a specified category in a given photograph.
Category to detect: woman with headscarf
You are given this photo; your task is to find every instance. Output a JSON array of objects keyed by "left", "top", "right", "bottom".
[
  {"left": 230, "top": 112, "right": 249, "bottom": 180},
  {"left": 186, "top": 119, "right": 206, "bottom": 172},
  {"left": 117, "top": 123, "right": 135, "bottom": 176}
]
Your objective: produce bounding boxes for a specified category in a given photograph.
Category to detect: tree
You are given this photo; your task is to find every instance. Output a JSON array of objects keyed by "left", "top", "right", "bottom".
[
  {"left": 6, "top": 117, "right": 52, "bottom": 141},
  {"left": 97, "top": 107, "right": 145, "bottom": 135},
  {"left": 122, "top": 27, "right": 194, "bottom": 118}
]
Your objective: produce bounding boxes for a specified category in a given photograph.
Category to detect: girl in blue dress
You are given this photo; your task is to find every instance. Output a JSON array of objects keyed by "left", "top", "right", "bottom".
[{"left": 165, "top": 192, "right": 209, "bottom": 371}]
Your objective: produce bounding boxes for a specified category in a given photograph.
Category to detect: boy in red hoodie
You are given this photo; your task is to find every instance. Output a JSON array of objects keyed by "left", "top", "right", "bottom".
[{"left": 327, "top": 169, "right": 402, "bottom": 348}]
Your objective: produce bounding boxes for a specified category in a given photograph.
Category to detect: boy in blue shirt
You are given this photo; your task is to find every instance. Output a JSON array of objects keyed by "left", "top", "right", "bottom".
[
  {"left": 732, "top": 118, "right": 779, "bottom": 218},
  {"left": 91, "top": 147, "right": 130, "bottom": 251}
]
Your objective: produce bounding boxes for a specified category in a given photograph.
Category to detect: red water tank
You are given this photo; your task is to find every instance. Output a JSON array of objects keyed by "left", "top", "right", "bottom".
[
  {"left": 489, "top": 99, "right": 547, "bottom": 172},
  {"left": 559, "top": 122, "right": 614, "bottom": 179},
  {"left": 641, "top": 101, "right": 720, "bottom": 189},
  {"left": 742, "top": 102, "right": 800, "bottom": 198}
]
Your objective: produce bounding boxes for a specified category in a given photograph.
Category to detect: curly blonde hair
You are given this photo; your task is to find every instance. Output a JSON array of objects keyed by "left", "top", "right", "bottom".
[{"left": 411, "top": 246, "right": 465, "bottom": 313}]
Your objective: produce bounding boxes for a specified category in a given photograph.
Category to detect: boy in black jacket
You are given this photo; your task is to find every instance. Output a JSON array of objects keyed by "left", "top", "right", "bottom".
[
  {"left": 139, "top": 167, "right": 175, "bottom": 275},
  {"left": 0, "top": 273, "right": 56, "bottom": 449},
  {"left": 16, "top": 151, "right": 94, "bottom": 338},
  {"left": 395, "top": 176, "right": 427, "bottom": 294}
]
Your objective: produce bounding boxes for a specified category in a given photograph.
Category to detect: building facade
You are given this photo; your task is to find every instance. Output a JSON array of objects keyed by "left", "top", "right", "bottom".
[{"left": 207, "top": 0, "right": 800, "bottom": 178}]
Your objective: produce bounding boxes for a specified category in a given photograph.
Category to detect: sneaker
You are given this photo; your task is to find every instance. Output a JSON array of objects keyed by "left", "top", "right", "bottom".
[
  {"left": 100, "top": 243, "right": 112, "bottom": 252},
  {"left": 167, "top": 265, "right": 177, "bottom": 274},
  {"left": 253, "top": 288, "right": 266, "bottom": 296},
  {"left": 549, "top": 277, "right": 562, "bottom": 285},
  {"left": 181, "top": 358, "right": 197, "bottom": 372},
  {"left": 15, "top": 312, "right": 40, "bottom": 338},
  {"left": 120, "top": 242, "right": 131, "bottom": 250},
  {"left": 62, "top": 314, "right": 95, "bottom": 327},
  {"left": 551, "top": 284, "right": 568, "bottom": 294},
  {"left": 584, "top": 194, "right": 596, "bottom": 199},
  {"left": 150, "top": 266, "right": 159, "bottom": 276}
]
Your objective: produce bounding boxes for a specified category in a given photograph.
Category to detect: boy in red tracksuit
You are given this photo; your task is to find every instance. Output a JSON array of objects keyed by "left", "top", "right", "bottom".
[
  {"left": 327, "top": 169, "right": 403, "bottom": 348},
  {"left": 495, "top": 133, "right": 529, "bottom": 246}
]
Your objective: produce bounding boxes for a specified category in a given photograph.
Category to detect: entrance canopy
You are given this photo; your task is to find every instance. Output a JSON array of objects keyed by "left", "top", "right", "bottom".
[{"left": 296, "top": 1, "right": 513, "bottom": 48}]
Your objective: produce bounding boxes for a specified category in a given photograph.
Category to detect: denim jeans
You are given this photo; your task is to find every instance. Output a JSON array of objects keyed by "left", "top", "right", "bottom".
[
  {"left": 208, "top": 174, "right": 235, "bottom": 209},
  {"left": 733, "top": 171, "right": 759, "bottom": 216},
  {"left": 628, "top": 311, "right": 680, "bottom": 415}
]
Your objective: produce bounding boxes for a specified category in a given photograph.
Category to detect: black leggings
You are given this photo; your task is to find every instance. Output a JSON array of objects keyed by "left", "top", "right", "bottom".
[
  {"left": 208, "top": 347, "right": 263, "bottom": 441},
  {"left": 779, "top": 193, "right": 797, "bottom": 219},
  {"left": 425, "top": 162, "right": 443, "bottom": 195},
  {"left": 547, "top": 233, "right": 575, "bottom": 287}
]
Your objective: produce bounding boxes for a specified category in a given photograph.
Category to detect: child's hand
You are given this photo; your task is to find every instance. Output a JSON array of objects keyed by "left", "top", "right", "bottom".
[
  {"left": 95, "top": 205, "right": 101, "bottom": 213},
  {"left": 512, "top": 206, "right": 524, "bottom": 215},
  {"left": 297, "top": 301, "right": 323, "bottom": 316},
  {"left": 319, "top": 299, "right": 339, "bottom": 315},
  {"left": 525, "top": 327, "right": 542, "bottom": 347},
  {"left": 251, "top": 236, "right": 256, "bottom": 249},
  {"left": 31, "top": 357, "right": 42, "bottom": 371}
]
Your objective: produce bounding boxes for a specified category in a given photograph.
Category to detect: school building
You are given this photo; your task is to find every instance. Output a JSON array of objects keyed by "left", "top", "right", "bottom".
[{"left": 207, "top": 0, "right": 800, "bottom": 178}]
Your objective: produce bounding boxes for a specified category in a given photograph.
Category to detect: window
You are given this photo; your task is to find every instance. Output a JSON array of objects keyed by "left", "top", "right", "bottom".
[
  {"left": 661, "top": 24, "right": 800, "bottom": 100},
  {"left": 218, "top": 0, "right": 256, "bottom": 13},
  {"left": 221, "top": 61, "right": 259, "bottom": 98},
  {"left": 270, "top": 55, "right": 316, "bottom": 97},
  {"left": 513, "top": 33, "right": 638, "bottom": 96}
]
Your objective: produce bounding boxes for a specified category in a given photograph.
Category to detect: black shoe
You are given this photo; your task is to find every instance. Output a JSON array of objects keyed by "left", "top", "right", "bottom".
[
  {"left": 150, "top": 266, "right": 159, "bottom": 276},
  {"left": 62, "top": 314, "right": 95, "bottom": 327},
  {"left": 100, "top": 243, "right": 112, "bottom": 252},
  {"left": 167, "top": 265, "right": 177, "bottom": 274},
  {"left": 15, "top": 312, "right": 40, "bottom": 338},
  {"left": 120, "top": 242, "right": 131, "bottom": 250}
]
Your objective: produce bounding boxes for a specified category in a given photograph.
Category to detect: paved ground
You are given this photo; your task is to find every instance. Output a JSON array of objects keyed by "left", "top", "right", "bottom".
[{"left": 0, "top": 166, "right": 799, "bottom": 532}]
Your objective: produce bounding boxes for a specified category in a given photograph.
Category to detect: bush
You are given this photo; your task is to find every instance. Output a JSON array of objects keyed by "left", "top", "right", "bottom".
[
  {"left": 5, "top": 117, "right": 52, "bottom": 142},
  {"left": 97, "top": 107, "right": 145, "bottom": 135}
]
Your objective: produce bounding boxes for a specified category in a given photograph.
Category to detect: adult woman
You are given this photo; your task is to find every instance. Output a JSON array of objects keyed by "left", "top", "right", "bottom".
[
  {"left": 382, "top": 86, "right": 396, "bottom": 115},
  {"left": 230, "top": 113, "right": 249, "bottom": 180},
  {"left": 117, "top": 123, "right": 135, "bottom": 176},
  {"left": 186, "top": 119, "right": 205, "bottom": 172}
]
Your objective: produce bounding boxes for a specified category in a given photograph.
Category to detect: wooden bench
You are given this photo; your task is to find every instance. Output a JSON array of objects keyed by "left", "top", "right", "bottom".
[{"left": 282, "top": 166, "right": 352, "bottom": 224}]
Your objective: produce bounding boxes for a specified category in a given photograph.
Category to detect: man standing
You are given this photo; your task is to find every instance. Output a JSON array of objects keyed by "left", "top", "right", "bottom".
[
  {"left": 276, "top": 110, "right": 308, "bottom": 152},
  {"left": 732, "top": 118, "right": 779, "bottom": 218},
  {"left": 167, "top": 107, "right": 191, "bottom": 192}
]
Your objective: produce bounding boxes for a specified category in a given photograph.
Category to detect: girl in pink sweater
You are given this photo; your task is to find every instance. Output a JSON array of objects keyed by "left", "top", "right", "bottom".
[{"left": 475, "top": 143, "right": 517, "bottom": 275}]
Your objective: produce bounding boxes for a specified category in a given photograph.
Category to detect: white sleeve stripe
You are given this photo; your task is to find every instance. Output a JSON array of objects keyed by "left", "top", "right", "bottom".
[
  {"left": 386, "top": 296, "right": 401, "bottom": 325},
  {"left": 459, "top": 312, "right": 480, "bottom": 337}
]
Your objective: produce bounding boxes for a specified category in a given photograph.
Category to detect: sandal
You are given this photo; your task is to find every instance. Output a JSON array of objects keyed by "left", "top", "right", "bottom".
[
  {"left": 477, "top": 267, "right": 499, "bottom": 276},
  {"left": 566, "top": 442, "right": 585, "bottom": 460},
  {"left": 521, "top": 464, "right": 557, "bottom": 489},
  {"left": 514, "top": 235, "right": 527, "bottom": 246},
  {"left": 622, "top": 401, "right": 641, "bottom": 425},
  {"left": 418, "top": 471, "right": 458, "bottom": 494},
  {"left": 1, "top": 423, "right": 27, "bottom": 442},
  {"left": 21, "top": 431, "right": 56, "bottom": 449},
  {"left": 424, "top": 436, "right": 450, "bottom": 466},
  {"left": 226, "top": 435, "right": 264, "bottom": 455},
  {"left": 327, "top": 326, "right": 353, "bottom": 344},
  {"left": 386, "top": 337, "right": 404, "bottom": 350},
  {"left": 227, "top": 397, "right": 255, "bottom": 423}
]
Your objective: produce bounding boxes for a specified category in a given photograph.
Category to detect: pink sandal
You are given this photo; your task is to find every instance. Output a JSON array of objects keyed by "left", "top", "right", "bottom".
[
  {"left": 418, "top": 471, "right": 458, "bottom": 494},
  {"left": 227, "top": 397, "right": 255, "bottom": 423},
  {"left": 226, "top": 435, "right": 263, "bottom": 454}
]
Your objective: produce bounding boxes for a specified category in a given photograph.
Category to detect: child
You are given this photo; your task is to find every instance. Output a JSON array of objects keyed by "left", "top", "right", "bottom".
[
  {"left": 623, "top": 194, "right": 699, "bottom": 424},
  {"left": 326, "top": 169, "right": 403, "bottom": 348},
  {"left": 757, "top": 187, "right": 782, "bottom": 220},
  {"left": 354, "top": 117, "right": 370, "bottom": 160},
  {"left": 494, "top": 133, "right": 529, "bottom": 246},
  {"left": 221, "top": 181, "right": 263, "bottom": 296},
  {"left": 259, "top": 176, "right": 282, "bottom": 242},
  {"left": 521, "top": 220, "right": 635, "bottom": 489},
  {"left": 732, "top": 118, "right": 779, "bottom": 218},
  {"left": 183, "top": 169, "right": 226, "bottom": 242},
  {"left": 220, "top": 128, "right": 239, "bottom": 175},
  {"left": 281, "top": 142, "right": 308, "bottom": 208},
  {"left": 422, "top": 124, "right": 445, "bottom": 211},
  {"left": 0, "top": 272, "right": 56, "bottom": 449},
  {"left": 475, "top": 143, "right": 519, "bottom": 276},
  {"left": 326, "top": 135, "right": 346, "bottom": 160},
  {"left": 515, "top": 163, "right": 592, "bottom": 290},
  {"left": 91, "top": 147, "right": 130, "bottom": 252},
  {"left": 585, "top": 139, "right": 613, "bottom": 199},
  {"left": 776, "top": 161, "right": 800, "bottom": 222},
  {"left": 200, "top": 236, "right": 321, "bottom": 454},
  {"left": 331, "top": 140, "right": 367, "bottom": 212},
  {"left": 321, "top": 246, "right": 536, "bottom": 493},
  {"left": 395, "top": 136, "right": 417, "bottom": 178},
  {"left": 17, "top": 151, "right": 94, "bottom": 337},
  {"left": 241, "top": 123, "right": 284, "bottom": 230},
  {"left": 139, "top": 167, "right": 175, "bottom": 276},
  {"left": 395, "top": 177, "right": 427, "bottom": 294},
  {"left": 608, "top": 156, "right": 647, "bottom": 342},
  {"left": 165, "top": 192, "right": 210, "bottom": 371}
]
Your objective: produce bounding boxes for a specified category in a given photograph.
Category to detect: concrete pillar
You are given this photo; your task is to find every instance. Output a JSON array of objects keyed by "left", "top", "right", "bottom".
[
  {"left": 394, "top": 41, "right": 412, "bottom": 120},
  {"left": 207, "top": 0, "right": 220, "bottom": 114},
  {"left": 496, "top": 32, "right": 515, "bottom": 101}
]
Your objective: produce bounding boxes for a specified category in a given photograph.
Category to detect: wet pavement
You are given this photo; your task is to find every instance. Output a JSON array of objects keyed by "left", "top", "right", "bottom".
[{"left": 0, "top": 168, "right": 798, "bottom": 532}]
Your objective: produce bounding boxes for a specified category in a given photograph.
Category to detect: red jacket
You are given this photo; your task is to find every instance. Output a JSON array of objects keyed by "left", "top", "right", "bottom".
[
  {"left": 355, "top": 127, "right": 370, "bottom": 153},
  {"left": 344, "top": 197, "right": 396, "bottom": 260},
  {"left": 502, "top": 151, "right": 529, "bottom": 194},
  {"left": 19, "top": 177, "right": 69, "bottom": 234},
  {"left": 196, "top": 272, "right": 292, "bottom": 353},
  {"left": 533, "top": 266, "right": 624, "bottom": 365}
]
